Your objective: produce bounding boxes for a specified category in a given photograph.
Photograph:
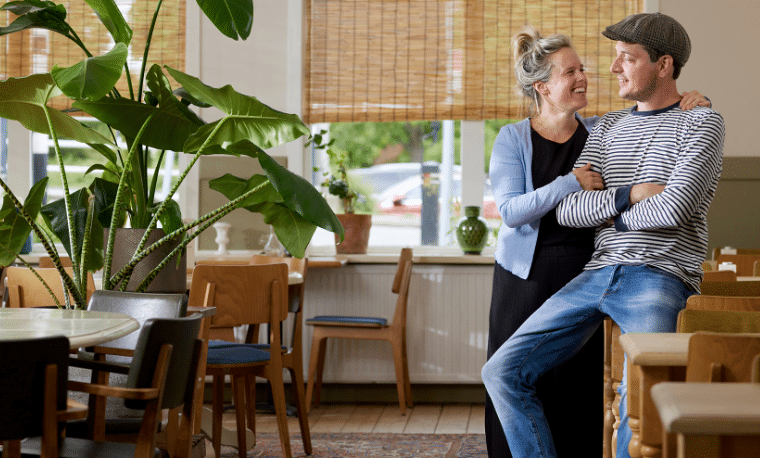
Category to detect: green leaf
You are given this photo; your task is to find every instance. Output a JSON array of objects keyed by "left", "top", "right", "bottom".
[
  {"left": 164, "top": 67, "right": 309, "bottom": 153},
  {"left": 40, "top": 188, "right": 104, "bottom": 271},
  {"left": 0, "top": 74, "right": 113, "bottom": 145},
  {"left": 51, "top": 42, "right": 128, "bottom": 101},
  {"left": 257, "top": 149, "right": 343, "bottom": 238},
  {"left": 152, "top": 199, "right": 183, "bottom": 235},
  {"left": 0, "top": 0, "right": 70, "bottom": 37},
  {"left": 195, "top": 0, "right": 253, "bottom": 41},
  {"left": 91, "top": 177, "right": 120, "bottom": 228},
  {"left": 146, "top": 65, "right": 205, "bottom": 127},
  {"left": 73, "top": 96, "right": 200, "bottom": 152},
  {"left": 83, "top": 0, "right": 131, "bottom": 44},
  {"left": 0, "top": 177, "right": 48, "bottom": 267}
]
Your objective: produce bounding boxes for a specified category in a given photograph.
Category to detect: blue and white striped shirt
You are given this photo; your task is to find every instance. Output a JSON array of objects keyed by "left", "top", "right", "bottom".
[{"left": 556, "top": 102, "right": 725, "bottom": 291}]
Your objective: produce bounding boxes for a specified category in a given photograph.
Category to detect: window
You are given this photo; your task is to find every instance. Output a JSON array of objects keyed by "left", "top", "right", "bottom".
[{"left": 303, "top": 0, "right": 644, "bottom": 253}]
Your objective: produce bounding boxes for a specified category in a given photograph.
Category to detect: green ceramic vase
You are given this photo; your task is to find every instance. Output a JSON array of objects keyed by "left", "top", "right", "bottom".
[{"left": 456, "top": 206, "right": 488, "bottom": 255}]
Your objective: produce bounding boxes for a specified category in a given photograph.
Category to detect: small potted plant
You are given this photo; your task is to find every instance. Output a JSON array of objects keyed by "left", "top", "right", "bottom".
[
  {"left": 311, "top": 130, "right": 371, "bottom": 254},
  {"left": 0, "top": 0, "right": 343, "bottom": 307}
]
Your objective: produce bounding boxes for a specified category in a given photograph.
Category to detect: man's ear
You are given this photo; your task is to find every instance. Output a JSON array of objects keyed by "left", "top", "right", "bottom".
[{"left": 659, "top": 55, "right": 675, "bottom": 78}]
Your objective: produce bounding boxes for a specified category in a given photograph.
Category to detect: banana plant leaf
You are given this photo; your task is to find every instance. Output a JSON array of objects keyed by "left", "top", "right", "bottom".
[
  {"left": 0, "top": 0, "right": 70, "bottom": 37},
  {"left": 40, "top": 188, "right": 105, "bottom": 271},
  {"left": 73, "top": 95, "right": 200, "bottom": 152},
  {"left": 164, "top": 67, "right": 309, "bottom": 153},
  {"left": 83, "top": 0, "right": 131, "bottom": 44},
  {"left": 196, "top": 0, "right": 253, "bottom": 41},
  {"left": 0, "top": 74, "right": 113, "bottom": 145},
  {"left": 0, "top": 178, "right": 48, "bottom": 267},
  {"left": 51, "top": 42, "right": 127, "bottom": 101}
]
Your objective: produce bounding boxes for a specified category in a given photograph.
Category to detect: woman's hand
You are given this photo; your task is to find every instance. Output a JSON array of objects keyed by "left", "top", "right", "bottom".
[
  {"left": 680, "top": 91, "right": 711, "bottom": 110},
  {"left": 630, "top": 183, "right": 665, "bottom": 204},
  {"left": 572, "top": 164, "right": 604, "bottom": 191}
]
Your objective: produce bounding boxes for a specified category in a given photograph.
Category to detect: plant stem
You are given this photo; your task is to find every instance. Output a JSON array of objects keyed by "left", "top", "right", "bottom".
[{"left": 102, "top": 111, "right": 159, "bottom": 290}]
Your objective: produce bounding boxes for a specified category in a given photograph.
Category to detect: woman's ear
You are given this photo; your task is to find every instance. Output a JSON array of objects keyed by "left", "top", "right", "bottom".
[{"left": 533, "top": 81, "right": 548, "bottom": 97}]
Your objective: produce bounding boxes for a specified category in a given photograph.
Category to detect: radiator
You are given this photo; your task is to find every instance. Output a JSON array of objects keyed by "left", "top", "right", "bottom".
[{"left": 301, "top": 263, "right": 492, "bottom": 384}]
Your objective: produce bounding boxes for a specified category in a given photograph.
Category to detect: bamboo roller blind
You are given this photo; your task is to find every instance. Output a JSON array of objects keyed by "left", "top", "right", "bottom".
[
  {"left": 303, "top": 0, "right": 644, "bottom": 124},
  {"left": 1, "top": 0, "right": 186, "bottom": 111}
]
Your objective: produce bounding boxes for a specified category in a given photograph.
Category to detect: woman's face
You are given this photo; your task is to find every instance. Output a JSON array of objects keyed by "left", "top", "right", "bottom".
[{"left": 538, "top": 47, "right": 588, "bottom": 113}]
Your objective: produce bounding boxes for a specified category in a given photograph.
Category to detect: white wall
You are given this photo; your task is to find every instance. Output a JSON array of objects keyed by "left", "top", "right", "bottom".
[{"left": 661, "top": 0, "right": 760, "bottom": 157}]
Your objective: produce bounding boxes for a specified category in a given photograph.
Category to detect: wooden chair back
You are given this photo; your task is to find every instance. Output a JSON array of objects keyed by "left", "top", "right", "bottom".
[
  {"left": 698, "top": 281, "right": 760, "bottom": 296},
  {"left": 686, "top": 332, "right": 760, "bottom": 383},
  {"left": 712, "top": 247, "right": 760, "bottom": 261},
  {"left": 0, "top": 335, "right": 70, "bottom": 458},
  {"left": 702, "top": 270, "right": 736, "bottom": 282},
  {"left": 5, "top": 266, "right": 95, "bottom": 308},
  {"left": 189, "top": 263, "right": 289, "bottom": 343},
  {"left": 715, "top": 254, "right": 760, "bottom": 276},
  {"left": 677, "top": 309, "right": 760, "bottom": 333},
  {"left": 38, "top": 256, "right": 72, "bottom": 268},
  {"left": 685, "top": 295, "right": 760, "bottom": 311}
]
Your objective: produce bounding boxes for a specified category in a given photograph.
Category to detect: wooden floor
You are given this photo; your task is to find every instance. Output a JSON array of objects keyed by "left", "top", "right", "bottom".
[
  {"left": 205, "top": 402, "right": 485, "bottom": 456},
  {"left": 248, "top": 402, "right": 486, "bottom": 435}
]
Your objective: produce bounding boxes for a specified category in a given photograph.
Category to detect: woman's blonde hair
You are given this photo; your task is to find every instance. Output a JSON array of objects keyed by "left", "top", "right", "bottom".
[{"left": 512, "top": 26, "right": 573, "bottom": 115}]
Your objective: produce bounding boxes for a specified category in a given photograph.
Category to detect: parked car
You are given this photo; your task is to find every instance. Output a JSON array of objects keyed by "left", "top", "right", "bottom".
[{"left": 375, "top": 174, "right": 498, "bottom": 219}]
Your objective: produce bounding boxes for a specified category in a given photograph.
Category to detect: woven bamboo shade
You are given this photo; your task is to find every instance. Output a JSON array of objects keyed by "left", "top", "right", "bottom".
[
  {"left": 1, "top": 0, "right": 186, "bottom": 111},
  {"left": 303, "top": 0, "right": 643, "bottom": 123}
]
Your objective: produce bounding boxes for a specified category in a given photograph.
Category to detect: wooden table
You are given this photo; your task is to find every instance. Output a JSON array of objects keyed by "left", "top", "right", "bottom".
[
  {"left": 0, "top": 308, "right": 139, "bottom": 350},
  {"left": 652, "top": 382, "right": 760, "bottom": 457},
  {"left": 619, "top": 332, "right": 692, "bottom": 458}
]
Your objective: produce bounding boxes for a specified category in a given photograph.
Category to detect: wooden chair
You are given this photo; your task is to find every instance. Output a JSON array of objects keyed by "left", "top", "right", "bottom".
[
  {"left": 0, "top": 336, "right": 87, "bottom": 458},
  {"left": 603, "top": 318, "right": 624, "bottom": 458},
  {"left": 685, "top": 294, "right": 760, "bottom": 312},
  {"left": 38, "top": 256, "right": 73, "bottom": 268},
  {"left": 715, "top": 254, "right": 760, "bottom": 277},
  {"left": 306, "top": 247, "right": 414, "bottom": 414},
  {"left": 22, "top": 315, "right": 203, "bottom": 458},
  {"left": 5, "top": 266, "right": 95, "bottom": 308},
  {"left": 711, "top": 247, "right": 760, "bottom": 260},
  {"left": 189, "top": 263, "right": 293, "bottom": 458},
  {"left": 698, "top": 280, "right": 760, "bottom": 296},
  {"left": 701, "top": 270, "right": 736, "bottom": 282},
  {"left": 677, "top": 309, "right": 760, "bottom": 334},
  {"left": 246, "top": 255, "right": 312, "bottom": 454},
  {"left": 66, "top": 290, "right": 188, "bottom": 442}
]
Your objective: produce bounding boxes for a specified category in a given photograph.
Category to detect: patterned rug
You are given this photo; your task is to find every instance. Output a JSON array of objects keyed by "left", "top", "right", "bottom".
[{"left": 219, "top": 432, "right": 487, "bottom": 457}]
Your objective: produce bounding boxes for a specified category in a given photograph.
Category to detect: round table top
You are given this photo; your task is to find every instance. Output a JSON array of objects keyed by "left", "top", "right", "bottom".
[{"left": 0, "top": 308, "right": 140, "bottom": 349}]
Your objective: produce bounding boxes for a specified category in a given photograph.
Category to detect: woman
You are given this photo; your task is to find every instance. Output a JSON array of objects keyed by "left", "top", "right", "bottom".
[{"left": 485, "top": 26, "right": 709, "bottom": 457}]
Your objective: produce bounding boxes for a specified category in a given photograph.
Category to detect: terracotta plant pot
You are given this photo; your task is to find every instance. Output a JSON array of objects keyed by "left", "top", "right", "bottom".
[{"left": 335, "top": 213, "right": 372, "bottom": 254}]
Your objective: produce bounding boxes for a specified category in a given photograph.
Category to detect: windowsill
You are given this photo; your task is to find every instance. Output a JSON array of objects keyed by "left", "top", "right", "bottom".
[{"left": 195, "top": 247, "right": 495, "bottom": 266}]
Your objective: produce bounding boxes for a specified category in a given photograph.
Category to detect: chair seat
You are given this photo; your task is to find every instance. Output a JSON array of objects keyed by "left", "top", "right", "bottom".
[
  {"left": 306, "top": 315, "right": 387, "bottom": 328},
  {"left": 207, "top": 345, "right": 271, "bottom": 365},
  {"left": 209, "top": 339, "right": 287, "bottom": 352}
]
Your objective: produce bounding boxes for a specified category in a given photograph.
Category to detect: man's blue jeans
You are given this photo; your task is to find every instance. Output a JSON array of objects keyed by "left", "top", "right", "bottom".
[{"left": 481, "top": 265, "right": 693, "bottom": 458}]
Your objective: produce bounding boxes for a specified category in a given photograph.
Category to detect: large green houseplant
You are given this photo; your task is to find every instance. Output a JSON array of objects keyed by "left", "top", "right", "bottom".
[{"left": 0, "top": 0, "right": 343, "bottom": 308}]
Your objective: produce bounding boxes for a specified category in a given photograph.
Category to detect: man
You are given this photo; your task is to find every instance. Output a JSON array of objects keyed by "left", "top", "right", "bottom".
[{"left": 481, "top": 12, "right": 724, "bottom": 458}]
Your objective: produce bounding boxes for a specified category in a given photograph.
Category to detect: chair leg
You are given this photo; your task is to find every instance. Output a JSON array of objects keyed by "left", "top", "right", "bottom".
[
  {"left": 306, "top": 334, "right": 327, "bottom": 412},
  {"left": 231, "top": 375, "right": 249, "bottom": 458},
  {"left": 390, "top": 338, "right": 409, "bottom": 414},
  {"left": 212, "top": 374, "right": 224, "bottom": 458},
  {"left": 287, "top": 365, "right": 313, "bottom": 455},
  {"left": 245, "top": 374, "right": 257, "bottom": 440},
  {"left": 401, "top": 337, "right": 413, "bottom": 408},
  {"left": 268, "top": 367, "right": 292, "bottom": 458}
]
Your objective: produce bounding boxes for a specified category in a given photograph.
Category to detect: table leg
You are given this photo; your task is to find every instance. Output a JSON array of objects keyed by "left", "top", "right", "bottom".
[{"left": 639, "top": 366, "right": 686, "bottom": 458}]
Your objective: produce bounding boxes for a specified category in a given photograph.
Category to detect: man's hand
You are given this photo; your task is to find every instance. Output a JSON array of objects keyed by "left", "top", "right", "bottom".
[
  {"left": 630, "top": 183, "right": 665, "bottom": 204},
  {"left": 572, "top": 164, "right": 604, "bottom": 191},
  {"left": 680, "top": 91, "right": 711, "bottom": 110}
]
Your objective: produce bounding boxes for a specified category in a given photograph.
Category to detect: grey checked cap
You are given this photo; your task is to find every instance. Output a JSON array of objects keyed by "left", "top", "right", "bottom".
[{"left": 603, "top": 12, "right": 691, "bottom": 67}]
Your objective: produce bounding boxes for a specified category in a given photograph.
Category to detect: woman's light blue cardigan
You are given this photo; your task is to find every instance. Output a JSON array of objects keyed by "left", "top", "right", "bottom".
[{"left": 490, "top": 114, "right": 599, "bottom": 279}]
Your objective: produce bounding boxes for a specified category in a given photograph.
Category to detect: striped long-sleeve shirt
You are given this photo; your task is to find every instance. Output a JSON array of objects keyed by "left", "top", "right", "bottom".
[{"left": 556, "top": 102, "right": 725, "bottom": 291}]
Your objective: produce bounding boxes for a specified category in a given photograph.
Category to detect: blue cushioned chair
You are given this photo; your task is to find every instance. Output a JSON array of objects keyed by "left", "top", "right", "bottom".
[
  {"left": 189, "top": 263, "right": 296, "bottom": 458},
  {"left": 305, "top": 247, "right": 414, "bottom": 414}
]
